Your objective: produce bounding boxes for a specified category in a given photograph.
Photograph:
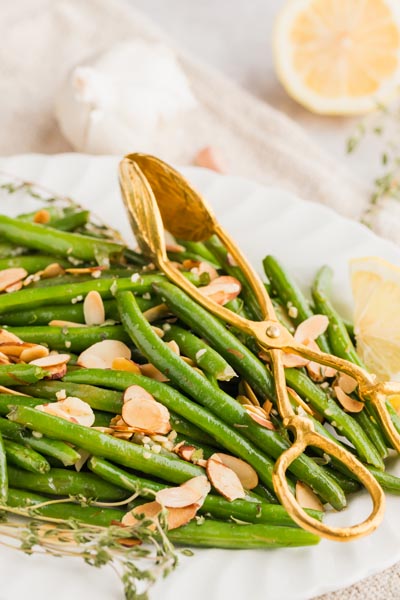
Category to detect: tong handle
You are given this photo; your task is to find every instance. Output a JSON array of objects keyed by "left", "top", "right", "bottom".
[{"left": 272, "top": 419, "right": 386, "bottom": 541}]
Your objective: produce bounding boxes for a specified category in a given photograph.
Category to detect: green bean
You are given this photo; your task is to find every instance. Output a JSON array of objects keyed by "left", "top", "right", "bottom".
[
  {"left": 0, "top": 215, "right": 125, "bottom": 263},
  {"left": 3, "top": 439, "right": 50, "bottom": 474},
  {"left": 205, "top": 235, "right": 263, "bottom": 320},
  {"left": 168, "top": 414, "right": 218, "bottom": 446},
  {"left": 123, "top": 248, "right": 148, "bottom": 266},
  {"left": 0, "top": 297, "right": 156, "bottom": 326},
  {"left": 153, "top": 280, "right": 276, "bottom": 399},
  {"left": 116, "top": 291, "right": 346, "bottom": 509},
  {"left": 285, "top": 369, "right": 384, "bottom": 469},
  {"left": 88, "top": 457, "right": 322, "bottom": 527},
  {"left": 312, "top": 266, "right": 388, "bottom": 458},
  {"left": 93, "top": 411, "right": 112, "bottom": 428},
  {"left": 263, "top": 255, "right": 331, "bottom": 353},
  {"left": 321, "top": 466, "right": 361, "bottom": 494},
  {"left": 176, "top": 240, "right": 221, "bottom": 266},
  {"left": 0, "top": 255, "right": 70, "bottom": 273},
  {"left": 17, "top": 206, "right": 64, "bottom": 223},
  {"left": 0, "top": 417, "right": 80, "bottom": 466},
  {"left": 50, "top": 210, "right": 90, "bottom": 231},
  {"left": 8, "top": 405, "right": 206, "bottom": 485},
  {"left": 6, "top": 488, "right": 125, "bottom": 527},
  {"left": 7, "top": 466, "right": 128, "bottom": 501},
  {"left": 0, "top": 272, "right": 207, "bottom": 315},
  {"left": 163, "top": 324, "right": 237, "bottom": 381},
  {"left": 168, "top": 520, "right": 320, "bottom": 548},
  {"left": 0, "top": 395, "right": 45, "bottom": 416},
  {"left": 0, "top": 432, "right": 7, "bottom": 502},
  {"left": 7, "top": 325, "right": 131, "bottom": 353},
  {"left": 363, "top": 467, "right": 400, "bottom": 494},
  {"left": 0, "top": 242, "right": 27, "bottom": 259},
  {"left": 0, "top": 364, "right": 45, "bottom": 386},
  {"left": 64, "top": 367, "right": 279, "bottom": 493}
]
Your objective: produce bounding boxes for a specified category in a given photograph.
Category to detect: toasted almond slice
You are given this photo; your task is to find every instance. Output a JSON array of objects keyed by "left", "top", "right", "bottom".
[
  {"left": 41, "top": 263, "right": 65, "bottom": 278},
  {"left": 36, "top": 396, "right": 95, "bottom": 426},
  {"left": 182, "top": 475, "right": 211, "bottom": 507},
  {"left": 156, "top": 486, "right": 202, "bottom": 509},
  {"left": 33, "top": 209, "right": 51, "bottom": 224},
  {"left": 122, "top": 396, "right": 171, "bottom": 434},
  {"left": 74, "top": 449, "right": 91, "bottom": 472},
  {"left": 0, "top": 329, "right": 23, "bottom": 344},
  {"left": 212, "top": 453, "right": 258, "bottom": 490},
  {"left": 77, "top": 340, "right": 131, "bottom": 369},
  {"left": 294, "top": 315, "right": 329, "bottom": 344},
  {"left": 92, "top": 426, "right": 114, "bottom": 434},
  {"left": 65, "top": 266, "right": 106, "bottom": 275},
  {"left": 194, "top": 146, "right": 225, "bottom": 173},
  {"left": 262, "top": 399, "right": 273, "bottom": 419},
  {"left": 165, "top": 243, "right": 185, "bottom": 253},
  {"left": 337, "top": 372, "right": 358, "bottom": 395},
  {"left": 241, "top": 380, "right": 260, "bottom": 407},
  {"left": 83, "top": 291, "right": 105, "bottom": 326},
  {"left": 282, "top": 351, "right": 310, "bottom": 368},
  {"left": 30, "top": 353, "right": 70, "bottom": 368},
  {"left": 175, "top": 444, "right": 196, "bottom": 462},
  {"left": 198, "top": 276, "right": 241, "bottom": 306},
  {"left": 166, "top": 504, "right": 199, "bottom": 530},
  {"left": 142, "top": 304, "right": 170, "bottom": 323},
  {"left": 113, "top": 431, "right": 133, "bottom": 440},
  {"left": 122, "top": 500, "right": 162, "bottom": 529},
  {"left": 117, "top": 537, "right": 142, "bottom": 547},
  {"left": 0, "top": 342, "right": 32, "bottom": 357},
  {"left": 197, "top": 261, "right": 219, "bottom": 281},
  {"left": 20, "top": 345, "right": 49, "bottom": 363},
  {"left": 0, "top": 268, "right": 28, "bottom": 292},
  {"left": 295, "top": 481, "right": 324, "bottom": 512},
  {"left": 246, "top": 409, "right": 275, "bottom": 430},
  {"left": 140, "top": 363, "right": 169, "bottom": 382},
  {"left": 181, "top": 356, "right": 196, "bottom": 367},
  {"left": 112, "top": 357, "right": 141, "bottom": 374},
  {"left": 206, "top": 455, "right": 245, "bottom": 501},
  {"left": 48, "top": 320, "right": 84, "bottom": 328},
  {"left": 0, "top": 352, "right": 10, "bottom": 365},
  {"left": 166, "top": 340, "right": 180, "bottom": 356},
  {"left": 123, "top": 385, "right": 155, "bottom": 404},
  {"left": 5, "top": 281, "right": 23, "bottom": 293},
  {"left": 334, "top": 386, "right": 364, "bottom": 413},
  {"left": 151, "top": 326, "right": 164, "bottom": 338},
  {"left": 43, "top": 363, "right": 68, "bottom": 380}
]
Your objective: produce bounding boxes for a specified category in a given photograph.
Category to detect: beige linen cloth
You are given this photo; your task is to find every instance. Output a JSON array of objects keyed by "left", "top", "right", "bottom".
[{"left": 1, "top": 1, "right": 400, "bottom": 599}]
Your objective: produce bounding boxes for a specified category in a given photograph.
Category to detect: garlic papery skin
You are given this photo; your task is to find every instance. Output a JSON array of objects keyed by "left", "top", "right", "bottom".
[{"left": 55, "top": 40, "right": 198, "bottom": 157}]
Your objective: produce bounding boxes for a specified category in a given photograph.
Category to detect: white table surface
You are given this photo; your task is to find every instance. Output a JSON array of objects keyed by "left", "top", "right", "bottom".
[{"left": 128, "top": 0, "right": 380, "bottom": 183}]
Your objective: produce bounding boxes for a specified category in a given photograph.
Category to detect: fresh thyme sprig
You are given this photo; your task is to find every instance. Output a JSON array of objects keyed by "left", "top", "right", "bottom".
[{"left": 0, "top": 500, "right": 179, "bottom": 600}]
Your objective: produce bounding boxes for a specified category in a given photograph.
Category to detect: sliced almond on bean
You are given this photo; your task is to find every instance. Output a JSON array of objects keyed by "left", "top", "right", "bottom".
[
  {"left": 33, "top": 209, "right": 51, "bottom": 224},
  {"left": 122, "top": 396, "right": 171, "bottom": 434},
  {"left": 5, "top": 281, "right": 23, "bottom": 293},
  {"left": 166, "top": 340, "right": 180, "bottom": 356},
  {"left": 175, "top": 444, "right": 196, "bottom": 462},
  {"left": 77, "top": 340, "right": 131, "bottom": 369},
  {"left": 140, "top": 363, "right": 169, "bottom": 382},
  {"left": 83, "top": 291, "right": 105, "bottom": 326},
  {"left": 294, "top": 315, "right": 329, "bottom": 344},
  {"left": 334, "top": 386, "right": 364, "bottom": 413},
  {"left": 198, "top": 276, "right": 241, "bottom": 306},
  {"left": 337, "top": 372, "right": 358, "bottom": 394},
  {"left": 142, "top": 304, "right": 170, "bottom": 323},
  {"left": 20, "top": 345, "right": 49, "bottom": 363},
  {"left": 0, "top": 329, "right": 23, "bottom": 344},
  {"left": 151, "top": 326, "right": 164, "bottom": 338},
  {"left": 295, "top": 481, "right": 324, "bottom": 511},
  {"left": 0, "top": 268, "right": 28, "bottom": 292},
  {"left": 43, "top": 363, "right": 68, "bottom": 380},
  {"left": 0, "top": 384, "right": 30, "bottom": 396},
  {"left": 166, "top": 504, "right": 199, "bottom": 530},
  {"left": 123, "top": 385, "right": 155, "bottom": 404},
  {"left": 245, "top": 408, "right": 275, "bottom": 430},
  {"left": 41, "top": 263, "right": 65, "bottom": 278},
  {"left": 66, "top": 266, "right": 106, "bottom": 275},
  {"left": 182, "top": 475, "right": 211, "bottom": 507},
  {"left": 36, "top": 396, "right": 95, "bottom": 426},
  {"left": 156, "top": 476, "right": 210, "bottom": 508},
  {"left": 194, "top": 146, "right": 225, "bottom": 173},
  {"left": 282, "top": 351, "right": 310, "bottom": 368},
  {"left": 0, "top": 342, "right": 32, "bottom": 357},
  {"left": 207, "top": 455, "right": 245, "bottom": 501},
  {"left": 112, "top": 357, "right": 141, "bottom": 374},
  {"left": 122, "top": 500, "right": 162, "bottom": 529},
  {"left": 48, "top": 320, "right": 84, "bottom": 328},
  {"left": 197, "top": 261, "right": 219, "bottom": 281},
  {"left": 30, "top": 353, "right": 70, "bottom": 368},
  {"left": 212, "top": 453, "right": 258, "bottom": 490},
  {"left": 0, "top": 352, "right": 10, "bottom": 365}
]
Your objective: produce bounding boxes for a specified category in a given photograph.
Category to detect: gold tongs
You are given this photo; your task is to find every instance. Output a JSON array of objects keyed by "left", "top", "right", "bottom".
[{"left": 118, "top": 153, "right": 400, "bottom": 541}]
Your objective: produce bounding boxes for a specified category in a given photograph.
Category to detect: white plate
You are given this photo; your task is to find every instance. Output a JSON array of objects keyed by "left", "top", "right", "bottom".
[{"left": 1, "top": 153, "right": 400, "bottom": 600}]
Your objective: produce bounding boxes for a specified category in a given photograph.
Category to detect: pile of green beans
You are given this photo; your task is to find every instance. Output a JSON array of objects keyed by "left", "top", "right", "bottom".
[{"left": 0, "top": 202, "right": 400, "bottom": 563}]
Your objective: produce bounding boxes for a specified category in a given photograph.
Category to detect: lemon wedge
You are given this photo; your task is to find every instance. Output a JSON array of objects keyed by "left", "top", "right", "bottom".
[
  {"left": 273, "top": 0, "right": 400, "bottom": 115},
  {"left": 350, "top": 256, "right": 400, "bottom": 381}
]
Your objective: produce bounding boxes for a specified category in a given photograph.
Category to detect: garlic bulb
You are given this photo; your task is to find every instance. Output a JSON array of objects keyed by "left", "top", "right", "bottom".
[{"left": 55, "top": 40, "right": 198, "bottom": 158}]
